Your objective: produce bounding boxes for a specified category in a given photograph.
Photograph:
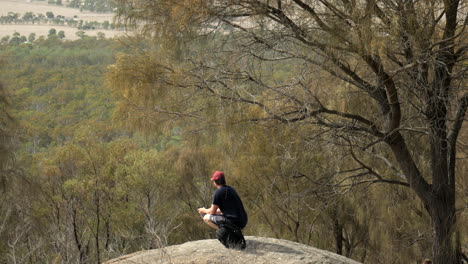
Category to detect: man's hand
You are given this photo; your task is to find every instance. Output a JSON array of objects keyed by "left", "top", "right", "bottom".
[
  {"left": 198, "top": 207, "right": 206, "bottom": 214},
  {"left": 198, "top": 204, "right": 219, "bottom": 215}
]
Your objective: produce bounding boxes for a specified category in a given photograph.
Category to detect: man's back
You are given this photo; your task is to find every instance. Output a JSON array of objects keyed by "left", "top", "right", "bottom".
[{"left": 213, "top": 185, "right": 248, "bottom": 229}]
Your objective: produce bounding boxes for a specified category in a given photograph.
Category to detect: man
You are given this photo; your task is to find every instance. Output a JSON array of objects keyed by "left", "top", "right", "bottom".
[{"left": 198, "top": 171, "right": 248, "bottom": 230}]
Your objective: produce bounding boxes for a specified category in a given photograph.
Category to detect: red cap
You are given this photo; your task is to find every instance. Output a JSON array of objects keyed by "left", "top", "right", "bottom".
[{"left": 211, "top": 171, "right": 225, "bottom": 181}]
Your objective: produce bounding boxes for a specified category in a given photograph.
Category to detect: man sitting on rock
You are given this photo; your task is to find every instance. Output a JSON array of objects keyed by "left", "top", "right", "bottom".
[{"left": 198, "top": 171, "right": 248, "bottom": 248}]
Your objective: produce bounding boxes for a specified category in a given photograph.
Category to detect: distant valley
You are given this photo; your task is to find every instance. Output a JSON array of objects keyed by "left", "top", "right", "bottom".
[{"left": 0, "top": 0, "right": 128, "bottom": 39}]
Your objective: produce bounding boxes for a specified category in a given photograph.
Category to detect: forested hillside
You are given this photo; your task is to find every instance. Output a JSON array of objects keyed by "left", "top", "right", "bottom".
[
  {"left": 108, "top": 0, "right": 467, "bottom": 264},
  {"left": 0, "top": 37, "right": 187, "bottom": 264},
  {"left": 0, "top": 1, "right": 467, "bottom": 262}
]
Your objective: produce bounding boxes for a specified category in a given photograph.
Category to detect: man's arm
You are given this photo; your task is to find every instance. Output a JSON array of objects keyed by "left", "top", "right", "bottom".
[{"left": 198, "top": 204, "right": 219, "bottom": 215}]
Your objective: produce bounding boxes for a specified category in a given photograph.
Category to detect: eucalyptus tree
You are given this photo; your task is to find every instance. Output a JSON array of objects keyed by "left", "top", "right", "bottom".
[
  {"left": 0, "top": 69, "right": 15, "bottom": 190},
  {"left": 109, "top": 1, "right": 467, "bottom": 263}
]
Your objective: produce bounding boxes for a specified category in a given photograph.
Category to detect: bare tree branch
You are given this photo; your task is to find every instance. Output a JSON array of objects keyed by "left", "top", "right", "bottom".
[{"left": 448, "top": 93, "right": 468, "bottom": 188}]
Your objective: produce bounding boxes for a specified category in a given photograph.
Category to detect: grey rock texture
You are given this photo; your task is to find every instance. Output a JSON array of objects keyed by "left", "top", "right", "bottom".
[{"left": 104, "top": 236, "right": 361, "bottom": 264}]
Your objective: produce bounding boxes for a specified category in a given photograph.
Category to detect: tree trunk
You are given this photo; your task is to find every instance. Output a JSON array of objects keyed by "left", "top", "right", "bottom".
[
  {"left": 105, "top": 220, "right": 110, "bottom": 251},
  {"left": 430, "top": 199, "right": 456, "bottom": 264},
  {"left": 333, "top": 217, "right": 343, "bottom": 255},
  {"left": 95, "top": 196, "right": 101, "bottom": 264},
  {"left": 72, "top": 207, "right": 85, "bottom": 264},
  {"left": 387, "top": 133, "right": 458, "bottom": 263}
]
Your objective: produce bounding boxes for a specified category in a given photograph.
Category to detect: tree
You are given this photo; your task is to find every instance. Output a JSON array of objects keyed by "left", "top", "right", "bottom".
[
  {"left": 110, "top": 1, "right": 467, "bottom": 263},
  {"left": 0, "top": 80, "right": 14, "bottom": 190},
  {"left": 37, "top": 13, "right": 46, "bottom": 20},
  {"left": 46, "top": 11, "right": 54, "bottom": 19},
  {"left": 58, "top": 30, "right": 65, "bottom": 39},
  {"left": 22, "top": 12, "right": 34, "bottom": 21},
  {"left": 48, "top": 28, "right": 57, "bottom": 36},
  {"left": 75, "top": 31, "right": 86, "bottom": 39},
  {"left": 67, "top": 0, "right": 80, "bottom": 8},
  {"left": 8, "top": 32, "right": 21, "bottom": 45},
  {"left": 6, "top": 12, "right": 19, "bottom": 22},
  {"left": 28, "top": 33, "right": 36, "bottom": 43},
  {"left": 0, "top": 65, "right": 15, "bottom": 252},
  {"left": 97, "top": 32, "right": 105, "bottom": 40},
  {"left": 102, "top": 21, "right": 110, "bottom": 30},
  {"left": 1, "top": 35, "right": 9, "bottom": 44}
]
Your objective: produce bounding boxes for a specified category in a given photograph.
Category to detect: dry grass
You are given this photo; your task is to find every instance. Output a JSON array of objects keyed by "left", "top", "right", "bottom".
[
  {"left": 0, "top": 0, "right": 115, "bottom": 22},
  {"left": 0, "top": 0, "right": 128, "bottom": 39}
]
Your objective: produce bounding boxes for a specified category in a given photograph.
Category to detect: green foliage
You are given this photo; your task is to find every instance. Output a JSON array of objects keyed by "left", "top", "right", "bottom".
[
  {"left": 1, "top": 36, "right": 9, "bottom": 44},
  {"left": 0, "top": 37, "right": 204, "bottom": 264},
  {"left": 45, "top": 11, "right": 54, "bottom": 19},
  {"left": 0, "top": 67, "right": 15, "bottom": 191},
  {"left": 57, "top": 30, "right": 65, "bottom": 39},
  {"left": 108, "top": 1, "right": 467, "bottom": 263},
  {"left": 66, "top": 0, "right": 116, "bottom": 13},
  {"left": 0, "top": 1, "right": 466, "bottom": 263},
  {"left": 28, "top": 33, "right": 36, "bottom": 43},
  {"left": 22, "top": 12, "right": 34, "bottom": 21},
  {"left": 48, "top": 28, "right": 57, "bottom": 36}
]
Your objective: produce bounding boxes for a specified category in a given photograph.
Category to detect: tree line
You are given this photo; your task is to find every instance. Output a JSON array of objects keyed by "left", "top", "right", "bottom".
[
  {"left": 21, "top": 0, "right": 115, "bottom": 13},
  {"left": 0, "top": 11, "right": 124, "bottom": 31},
  {"left": 1, "top": 28, "right": 109, "bottom": 46},
  {"left": 52, "top": 0, "right": 115, "bottom": 13}
]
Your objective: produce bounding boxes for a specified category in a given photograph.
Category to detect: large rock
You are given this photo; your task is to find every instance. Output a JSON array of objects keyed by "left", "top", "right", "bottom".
[{"left": 104, "top": 236, "right": 361, "bottom": 264}]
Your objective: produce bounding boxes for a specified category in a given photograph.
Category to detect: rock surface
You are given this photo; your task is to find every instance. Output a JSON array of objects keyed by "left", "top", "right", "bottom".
[{"left": 104, "top": 236, "right": 361, "bottom": 264}]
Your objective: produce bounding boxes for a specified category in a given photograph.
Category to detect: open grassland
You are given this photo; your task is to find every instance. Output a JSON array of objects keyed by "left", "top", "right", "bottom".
[
  {"left": 0, "top": 0, "right": 114, "bottom": 22},
  {"left": 0, "top": 0, "right": 128, "bottom": 39}
]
